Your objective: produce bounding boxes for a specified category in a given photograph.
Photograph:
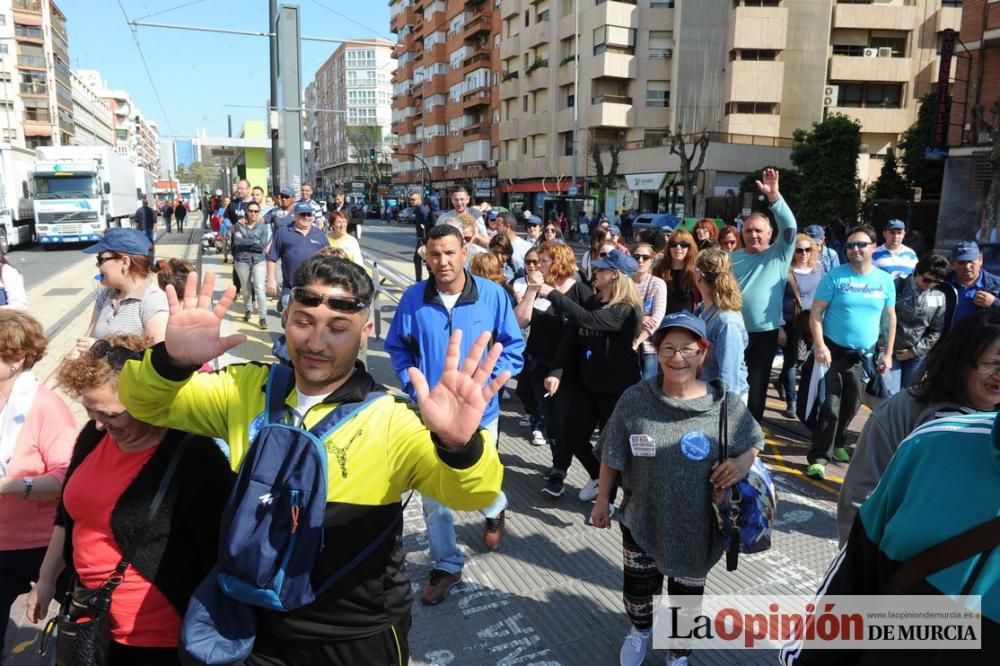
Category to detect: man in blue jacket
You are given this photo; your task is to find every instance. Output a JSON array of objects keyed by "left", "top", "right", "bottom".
[
  {"left": 946, "top": 240, "right": 1000, "bottom": 325},
  {"left": 385, "top": 223, "right": 524, "bottom": 605}
]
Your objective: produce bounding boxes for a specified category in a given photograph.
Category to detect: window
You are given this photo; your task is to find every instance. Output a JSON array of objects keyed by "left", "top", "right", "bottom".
[
  {"left": 523, "top": 95, "right": 529, "bottom": 112},
  {"left": 735, "top": 0, "right": 780, "bottom": 5},
  {"left": 0, "top": 101, "right": 13, "bottom": 111},
  {"left": 3, "top": 130, "right": 16, "bottom": 142},
  {"left": 732, "top": 49, "right": 778, "bottom": 61},
  {"left": 643, "top": 129, "right": 669, "bottom": 147},
  {"left": 532, "top": 134, "right": 547, "bottom": 158},
  {"left": 560, "top": 131, "right": 574, "bottom": 156},
  {"left": 524, "top": 10, "right": 530, "bottom": 26},
  {"left": 649, "top": 30, "right": 672, "bottom": 58},
  {"left": 522, "top": 137, "right": 528, "bottom": 155},
  {"left": 865, "top": 83, "right": 902, "bottom": 108},
  {"left": 22, "top": 98, "right": 50, "bottom": 122},
  {"left": 724, "top": 102, "right": 778, "bottom": 114},
  {"left": 869, "top": 36, "right": 906, "bottom": 57},
  {"left": 646, "top": 81, "right": 669, "bottom": 107},
  {"left": 650, "top": 0, "right": 674, "bottom": 6},
  {"left": 0, "top": 44, "right": 8, "bottom": 55},
  {"left": 594, "top": 25, "right": 636, "bottom": 55}
]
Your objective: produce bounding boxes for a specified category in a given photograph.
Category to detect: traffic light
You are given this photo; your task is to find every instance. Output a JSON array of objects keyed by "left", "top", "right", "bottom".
[{"left": 368, "top": 148, "right": 377, "bottom": 162}]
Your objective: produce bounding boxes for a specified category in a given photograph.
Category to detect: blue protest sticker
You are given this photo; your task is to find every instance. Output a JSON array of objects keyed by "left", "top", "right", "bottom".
[
  {"left": 679, "top": 431, "right": 712, "bottom": 461},
  {"left": 247, "top": 412, "right": 266, "bottom": 442}
]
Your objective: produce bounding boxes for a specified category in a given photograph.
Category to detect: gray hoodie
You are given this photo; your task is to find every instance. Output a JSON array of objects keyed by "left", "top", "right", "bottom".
[{"left": 600, "top": 378, "right": 764, "bottom": 578}]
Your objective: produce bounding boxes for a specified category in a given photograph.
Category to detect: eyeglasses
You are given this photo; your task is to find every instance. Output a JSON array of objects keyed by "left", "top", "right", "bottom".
[
  {"left": 845, "top": 241, "right": 873, "bottom": 250},
  {"left": 280, "top": 194, "right": 292, "bottom": 199},
  {"left": 544, "top": 228, "right": 556, "bottom": 233},
  {"left": 633, "top": 254, "right": 653, "bottom": 261},
  {"left": 291, "top": 287, "right": 369, "bottom": 312},
  {"left": 669, "top": 241, "right": 690, "bottom": 249},
  {"left": 917, "top": 274, "right": 940, "bottom": 286},
  {"left": 795, "top": 247, "right": 812, "bottom": 254},
  {"left": 971, "top": 359, "right": 1000, "bottom": 376},
  {"left": 525, "top": 259, "right": 540, "bottom": 265},
  {"left": 88, "top": 339, "right": 144, "bottom": 370},
  {"left": 658, "top": 345, "right": 701, "bottom": 359},
  {"left": 298, "top": 212, "right": 314, "bottom": 218},
  {"left": 247, "top": 209, "right": 260, "bottom": 214},
  {"left": 463, "top": 235, "right": 474, "bottom": 243},
  {"left": 96, "top": 254, "right": 121, "bottom": 267}
]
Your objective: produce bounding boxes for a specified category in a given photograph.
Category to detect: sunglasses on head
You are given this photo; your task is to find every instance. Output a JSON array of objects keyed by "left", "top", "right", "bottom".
[
  {"left": 88, "top": 339, "right": 143, "bottom": 370},
  {"left": 669, "top": 241, "right": 690, "bottom": 249},
  {"left": 291, "top": 287, "right": 369, "bottom": 312}
]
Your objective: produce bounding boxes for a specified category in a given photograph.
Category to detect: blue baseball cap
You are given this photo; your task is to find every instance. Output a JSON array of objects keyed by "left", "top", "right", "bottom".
[
  {"left": 525, "top": 215, "right": 542, "bottom": 226},
  {"left": 610, "top": 225, "right": 621, "bottom": 235},
  {"left": 591, "top": 248, "right": 638, "bottom": 277},
  {"left": 279, "top": 186, "right": 295, "bottom": 197},
  {"left": 804, "top": 224, "right": 825, "bottom": 241},
  {"left": 294, "top": 201, "right": 314, "bottom": 215},
  {"left": 83, "top": 227, "right": 154, "bottom": 257},
  {"left": 656, "top": 311, "right": 707, "bottom": 339},
  {"left": 885, "top": 219, "right": 906, "bottom": 231},
  {"left": 952, "top": 240, "right": 981, "bottom": 262}
]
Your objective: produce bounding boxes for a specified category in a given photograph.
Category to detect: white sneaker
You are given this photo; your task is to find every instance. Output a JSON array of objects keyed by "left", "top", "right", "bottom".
[
  {"left": 578, "top": 478, "right": 599, "bottom": 502},
  {"left": 667, "top": 655, "right": 688, "bottom": 666},
  {"left": 531, "top": 430, "right": 546, "bottom": 446},
  {"left": 619, "top": 627, "right": 651, "bottom": 666}
]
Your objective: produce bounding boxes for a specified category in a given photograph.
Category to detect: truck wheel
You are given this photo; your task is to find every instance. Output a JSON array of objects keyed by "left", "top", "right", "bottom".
[{"left": 0, "top": 230, "right": 8, "bottom": 254}]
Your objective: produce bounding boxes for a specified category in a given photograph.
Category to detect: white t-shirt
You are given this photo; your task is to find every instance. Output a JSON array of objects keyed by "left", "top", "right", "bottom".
[
  {"left": 292, "top": 389, "right": 327, "bottom": 424},
  {"left": 437, "top": 290, "right": 461, "bottom": 312}
]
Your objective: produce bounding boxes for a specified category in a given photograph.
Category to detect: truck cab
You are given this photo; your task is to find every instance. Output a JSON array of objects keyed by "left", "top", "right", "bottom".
[{"left": 32, "top": 160, "right": 106, "bottom": 246}]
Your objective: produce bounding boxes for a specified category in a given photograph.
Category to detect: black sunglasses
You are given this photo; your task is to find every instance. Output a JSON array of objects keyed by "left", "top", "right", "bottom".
[
  {"left": 633, "top": 254, "right": 652, "bottom": 261},
  {"left": 280, "top": 194, "right": 293, "bottom": 199},
  {"left": 598, "top": 251, "right": 609, "bottom": 258},
  {"left": 291, "top": 287, "right": 369, "bottom": 312},
  {"left": 88, "top": 339, "right": 144, "bottom": 370},
  {"left": 795, "top": 247, "right": 812, "bottom": 254},
  {"left": 525, "top": 259, "right": 540, "bottom": 265},
  {"left": 669, "top": 241, "right": 690, "bottom": 249},
  {"left": 96, "top": 254, "right": 120, "bottom": 267}
]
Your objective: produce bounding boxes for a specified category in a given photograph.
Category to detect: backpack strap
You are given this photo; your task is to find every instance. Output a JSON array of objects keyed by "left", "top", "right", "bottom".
[
  {"left": 883, "top": 516, "right": 1000, "bottom": 594},
  {"left": 308, "top": 390, "right": 393, "bottom": 442},
  {"left": 265, "top": 363, "right": 296, "bottom": 424}
]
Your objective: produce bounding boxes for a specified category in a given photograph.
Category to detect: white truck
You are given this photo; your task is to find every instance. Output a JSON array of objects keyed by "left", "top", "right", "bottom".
[
  {"left": 0, "top": 146, "right": 37, "bottom": 253},
  {"left": 32, "top": 146, "right": 140, "bottom": 248}
]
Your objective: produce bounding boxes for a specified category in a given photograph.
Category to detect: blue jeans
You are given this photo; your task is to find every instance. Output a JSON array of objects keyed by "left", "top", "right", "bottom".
[
  {"left": 422, "top": 418, "right": 505, "bottom": 574},
  {"left": 639, "top": 351, "right": 659, "bottom": 381},
  {"left": 884, "top": 356, "right": 925, "bottom": 396},
  {"left": 144, "top": 227, "right": 156, "bottom": 245}
]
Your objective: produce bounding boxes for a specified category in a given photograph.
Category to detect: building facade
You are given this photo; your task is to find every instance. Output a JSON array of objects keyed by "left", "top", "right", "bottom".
[
  {"left": 0, "top": 0, "right": 74, "bottom": 149},
  {"left": 70, "top": 68, "right": 113, "bottom": 147},
  {"left": 305, "top": 38, "right": 395, "bottom": 198},
  {"left": 389, "top": 0, "right": 500, "bottom": 202},
  {"left": 491, "top": 0, "right": 960, "bottom": 217},
  {"left": 77, "top": 70, "right": 160, "bottom": 176}
]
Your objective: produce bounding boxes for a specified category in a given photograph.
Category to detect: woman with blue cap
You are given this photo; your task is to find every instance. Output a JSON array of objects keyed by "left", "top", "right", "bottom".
[{"left": 591, "top": 311, "right": 763, "bottom": 666}]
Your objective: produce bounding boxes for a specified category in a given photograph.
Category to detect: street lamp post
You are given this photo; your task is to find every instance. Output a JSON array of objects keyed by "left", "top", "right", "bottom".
[{"left": 393, "top": 151, "right": 431, "bottom": 198}]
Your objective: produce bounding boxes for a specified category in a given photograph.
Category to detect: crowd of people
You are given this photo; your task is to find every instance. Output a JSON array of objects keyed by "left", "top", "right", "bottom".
[{"left": 0, "top": 167, "right": 997, "bottom": 666}]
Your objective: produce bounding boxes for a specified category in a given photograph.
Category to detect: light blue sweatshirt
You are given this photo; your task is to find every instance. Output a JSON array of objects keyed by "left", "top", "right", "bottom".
[
  {"left": 730, "top": 197, "right": 797, "bottom": 332},
  {"left": 695, "top": 304, "right": 749, "bottom": 396}
]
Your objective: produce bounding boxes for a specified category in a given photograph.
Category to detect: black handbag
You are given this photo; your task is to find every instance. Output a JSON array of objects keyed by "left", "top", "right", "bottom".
[{"left": 39, "top": 444, "right": 184, "bottom": 666}]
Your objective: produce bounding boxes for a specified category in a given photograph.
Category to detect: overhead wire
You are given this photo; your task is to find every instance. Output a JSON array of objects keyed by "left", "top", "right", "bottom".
[
  {"left": 133, "top": 0, "right": 206, "bottom": 22},
  {"left": 115, "top": 0, "right": 175, "bottom": 134}
]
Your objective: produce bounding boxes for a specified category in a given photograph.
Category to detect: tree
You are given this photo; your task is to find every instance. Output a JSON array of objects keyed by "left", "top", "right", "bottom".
[
  {"left": 978, "top": 100, "right": 1000, "bottom": 240},
  {"left": 175, "top": 161, "right": 222, "bottom": 192},
  {"left": 588, "top": 135, "right": 622, "bottom": 214},
  {"left": 669, "top": 129, "right": 710, "bottom": 217},
  {"left": 897, "top": 91, "right": 945, "bottom": 197},
  {"left": 346, "top": 126, "right": 393, "bottom": 200},
  {"left": 871, "top": 148, "right": 908, "bottom": 200},
  {"left": 791, "top": 114, "right": 862, "bottom": 227}
]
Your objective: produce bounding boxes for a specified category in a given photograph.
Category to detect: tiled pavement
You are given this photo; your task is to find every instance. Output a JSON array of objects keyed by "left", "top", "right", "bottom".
[{"left": 6, "top": 221, "right": 866, "bottom": 665}]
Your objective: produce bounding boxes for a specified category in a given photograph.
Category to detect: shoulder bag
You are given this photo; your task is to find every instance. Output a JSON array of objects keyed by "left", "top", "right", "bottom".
[
  {"left": 787, "top": 271, "right": 812, "bottom": 346},
  {"left": 713, "top": 392, "right": 778, "bottom": 571},
  {"left": 40, "top": 442, "right": 185, "bottom": 666}
]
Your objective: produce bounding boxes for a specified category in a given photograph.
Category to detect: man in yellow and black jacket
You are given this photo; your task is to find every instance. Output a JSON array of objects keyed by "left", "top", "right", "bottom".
[{"left": 118, "top": 256, "right": 508, "bottom": 665}]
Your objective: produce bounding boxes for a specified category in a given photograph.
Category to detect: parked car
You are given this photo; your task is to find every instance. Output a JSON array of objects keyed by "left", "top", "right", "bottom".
[
  {"left": 397, "top": 206, "right": 415, "bottom": 225},
  {"left": 631, "top": 213, "right": 678, "bottom": 239}
]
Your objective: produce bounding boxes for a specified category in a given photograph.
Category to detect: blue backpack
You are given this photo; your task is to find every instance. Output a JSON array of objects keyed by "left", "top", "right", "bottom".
[{"left": 181, "top": 364, "right": 408, "bottom": 665}]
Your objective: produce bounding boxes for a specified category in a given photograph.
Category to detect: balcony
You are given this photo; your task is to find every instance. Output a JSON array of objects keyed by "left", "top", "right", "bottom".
[
  {"left": 463, "top": 88, "right": 492, "bottom": 109},
  {"left": 588, "top": 96, "right": 632, "bottom": 128},
  {"left": 592, "top": 51, "right": 636, "bottom": 79},
  {"left": 829, "top": 54, "right": 912, "bottom": 83},
  {"left": 462, "top": 124, "right": 491, "bottom": 141},
  {"left": 832, "top": 2, "right": 916, "bottom": 31},
  {"left": 14, "top": 24, "right": 44, "bottom": 42},
  {"left": 728, "top": 60, "right": 784, "bottom": 102},
  {"left": 17, "top": 55, "right": 46, "bottom": 69},
  {"left": 729, "top": 4, "right": 787, "bottom": 51},
  {"left": 500, "top": 33, "right": 521, "bottom": 60},
  {"left": 828, "top": 105, "right": 910, "bottom": 134},
  {"left": 463, "top": 14, "right": 492, "bottom": 42},
  {"left": 935, "top": 3, "right": 961, "bottom": 33},
  {"left": 19, "top": 82, "right": 47, "bottom": 96},
  {"left": 463, "top": 51, "right": 492, "bottom": 73},
  {"left": 13, "top": 0, "right": 41, "bottom": 12},
  {"left": 523, "top": 20, "right": 549, "bottom": 49}
]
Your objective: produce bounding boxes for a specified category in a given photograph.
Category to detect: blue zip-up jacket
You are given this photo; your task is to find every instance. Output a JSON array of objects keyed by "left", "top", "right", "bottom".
[{"left": 384, "top": 271, "right": 525, "bottom": 426}]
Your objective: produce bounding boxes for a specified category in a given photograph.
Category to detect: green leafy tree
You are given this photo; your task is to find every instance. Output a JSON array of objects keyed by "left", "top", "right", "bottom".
[
  {"left": 738, "top": 167, "right": 803, "bottom": 213},
  {"left": 871, "top": 148, "right": 908, "bottom": 200},
  {"left": 791, "top": 114, "right": 861, "bottom": 227},
  {"left": 898, "top": 91, "right": 945, "bottom": 197},
  {"left": 175, "top": 161, "right": 222, "bottom": 193}
]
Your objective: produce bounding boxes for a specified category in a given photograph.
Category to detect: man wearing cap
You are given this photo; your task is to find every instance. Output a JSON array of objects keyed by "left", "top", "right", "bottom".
[
  {"left": 266, "top": 201, "right": 330, "bottom": 306},
  {"left": 731, "top": 168, "right": 797, "bottom": 424},
  {"left": 494, "top": 212, "right": 534, "bottom": 270},
  {"left": 872, "top": 219, "right": 918, "bottom": 279},
  {"left": 804, "top": 225, "right": 840, "bottom": 274},
  {"left": 525, "top": 215, "right": 543, "bottom": 245},
  {"left": 946, "top": 240, "right": 1000, "bottom": 325},
  {"left": 265, "top": 186, "right": 297, "bottom": 229}
]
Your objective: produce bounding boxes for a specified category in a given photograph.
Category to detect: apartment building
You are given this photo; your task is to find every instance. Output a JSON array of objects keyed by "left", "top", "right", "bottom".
[
  {"left": 496, "top": 0, "right": 959, "bottom": 217},
  {"left": 77, "top": 70, "right": 160, "bottom": 175},
  {"left": 389, "top": 0, "right": 501, "bottom": 201},
  {"left": 0, "top": 0, "right": 73, "bottom": 149},
  {"left": 304, "top": 38, "right": 395, "bottom": 196},
  {"left": 70, "top": 68, "right": 113, "bottom": 147},
  {"left": 938, "top": 0, "right": 999, "bottom": 246}
]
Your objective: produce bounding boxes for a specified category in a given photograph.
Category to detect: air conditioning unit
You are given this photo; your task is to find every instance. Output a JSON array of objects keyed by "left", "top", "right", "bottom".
[
  {"left": 878, "top": 47, "right": 893, "bottom": 58},
  {"left": 863, "top": 48, "right": 879, "bottom": 58},
  {"left": 488, "top": 159, "right": 497, "bottom": 167},
  {"left": 823, "top": 85, "right": 839, "bottom": 107}
]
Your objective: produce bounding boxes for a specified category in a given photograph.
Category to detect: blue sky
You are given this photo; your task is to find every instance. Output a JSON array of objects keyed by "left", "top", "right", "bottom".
[{"left": 65, "top": 0, "right": 392, "bottom": 139}]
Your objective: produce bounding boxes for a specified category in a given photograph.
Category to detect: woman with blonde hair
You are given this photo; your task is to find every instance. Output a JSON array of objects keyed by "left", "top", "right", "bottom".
[
  {"left": 777, "top": 232, "right": 824, "bottom": 417},
  {"left": 694, "top": 248, "right": 749, "bottom": 399},
  {"left": 533, "top": 249, "right": 643, "bottom": 499},
  {"left": 654, "top": 229, "right": 700, "bottom": 314}
]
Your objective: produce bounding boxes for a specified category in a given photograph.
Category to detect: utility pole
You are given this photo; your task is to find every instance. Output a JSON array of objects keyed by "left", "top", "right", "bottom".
[
  {"left": 268, "top": 0, "right": 280, "bottom": 196},
  {"left": 569, "top": 0, "right": 580, "bottom": 203}
]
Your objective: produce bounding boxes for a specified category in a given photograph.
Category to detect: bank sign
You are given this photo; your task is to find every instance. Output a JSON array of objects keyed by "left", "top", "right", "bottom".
[{"left": 625, "top": 173, "right": 667, "bottom": 191}]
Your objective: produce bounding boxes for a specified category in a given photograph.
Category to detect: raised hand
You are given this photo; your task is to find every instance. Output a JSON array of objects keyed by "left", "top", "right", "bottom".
[
  {"left": 755, "top": 167, "right": 781, "bottom": 203},
  {"left": 164, "top": 271, "right": 247, "bottom": 366},
  {"left": 407, "top": 330, "right": 511, "bottom": 449}
]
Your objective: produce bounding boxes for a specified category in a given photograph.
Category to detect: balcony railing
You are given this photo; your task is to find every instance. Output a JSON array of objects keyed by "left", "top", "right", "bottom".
[
  {"left": 13, "top": 0, "right": 42, "bottom": 12},
  {"left": 19, "top": 82, "right": 47, "bottom": 95},
  {"left": 14, "top": 25, "right": 44, "bottom": 40},
  {"left": 591, "top": 94, "right": 632, "bottom": 105},
  {"left": 17, "top": 55, "right": 46, "bottom": 68}
]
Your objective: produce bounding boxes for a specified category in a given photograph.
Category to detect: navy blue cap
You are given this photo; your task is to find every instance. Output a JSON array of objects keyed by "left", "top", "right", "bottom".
[
  {"left": 279, "top": 186, "right": 295, "bottom": 197},
  {"left": 294, "top": 201, "right": 314, "bottom": 215},
  {"left": 525, "top": 215, "right": 542, "bottom": 225},
  {"left": 610, "top": 225, "right": 621, "bottom": 235},
  {"left": 487, "top": 211, "right": 499, "bottom": 221},
  {"left": 804, "top": 224, "right": 825, "bottom": 241},
  {"left": 952, "top": 240, "right": 981, "bottom": 262},
  {"left": 591, "top": 248, "right": 638, "bottom": 276},
  {"left": 656, "top": 311, "right": 707, "bottom": 339},
  {"left": 83, "top": 227, "right": 154, "bottom": 257},
  {"left": 885, "top": 218, "right": 906, "bottom": 231}
]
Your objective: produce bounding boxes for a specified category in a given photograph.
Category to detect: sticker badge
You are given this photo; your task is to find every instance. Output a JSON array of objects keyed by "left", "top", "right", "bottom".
[
  {"left": 680, "top": 431, "right": 712, "bottom": 461},
  {"left": 629, "top": 434, "right": 657, "bottom": 457},
  {"left": 247, "top": 412, "right": 266, "bottom": 442}
]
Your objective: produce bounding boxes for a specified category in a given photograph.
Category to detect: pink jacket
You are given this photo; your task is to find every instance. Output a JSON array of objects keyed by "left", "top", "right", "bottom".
[{"left": 0, "top": 386, "right": 77, "bottom": 550}]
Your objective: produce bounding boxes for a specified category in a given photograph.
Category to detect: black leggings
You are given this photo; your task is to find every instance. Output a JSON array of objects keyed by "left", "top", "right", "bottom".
[
  {"left": 554, "top": 387, "right": 624, "bottom": 480},
  {"left": 0, "top": 547, "right": 46, "bottom": 662},
  {"left": 107, "top": 641, "right": 180, "bottom": 665},
  {"left": 248, "top": 612, "right": 411, "bottom": 666}
]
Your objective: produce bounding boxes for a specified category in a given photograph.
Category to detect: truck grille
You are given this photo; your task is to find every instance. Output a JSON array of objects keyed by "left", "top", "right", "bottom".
[{"left": 37, "top": 211, "right": 99, "bottom": 225}]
